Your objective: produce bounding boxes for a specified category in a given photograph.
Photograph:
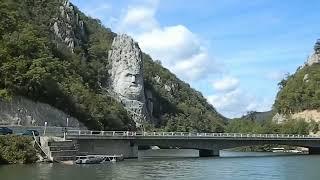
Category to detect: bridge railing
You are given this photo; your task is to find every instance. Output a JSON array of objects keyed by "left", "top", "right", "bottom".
[{"left": 66, "top": 130, "right": 320, "bottom": 139}]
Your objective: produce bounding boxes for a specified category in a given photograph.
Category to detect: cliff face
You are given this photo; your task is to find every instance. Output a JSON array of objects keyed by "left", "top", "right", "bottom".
[
  {"left": 307, "top": 39, "right": 320, "bottom": 66},
  {"left": 52, "top": 0, "right": 86, "bottom": 52},
  {"left": 107, "top": 34, "right": 148, "bottom": 127},
  {"left": 0, "top": 97, "right": 82, "bottom": 127},
  {"left": 0, "top": 0, "right": 226, "bottom": 131}
]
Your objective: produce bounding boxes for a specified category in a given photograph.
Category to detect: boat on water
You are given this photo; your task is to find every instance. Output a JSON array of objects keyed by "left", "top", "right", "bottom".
[
  {"left": 75, "top": 155, "right": 124, "bottom": 164},
  {"left": 271, "top": 147, "right": 303, "bottom": 153},
  {"left": 271, "top": 147, "right": 285, "bottom": 152}
]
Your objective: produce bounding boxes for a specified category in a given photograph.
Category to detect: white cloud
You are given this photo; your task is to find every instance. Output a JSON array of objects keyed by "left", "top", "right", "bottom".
[
  {"left": 208, "top": 79, "right": 272, "bottom": 118},
  {"left": 137, "top": 25, "right": 200, "bottom": 62},
  {"left": 118, "top": 5, "right": 159, "bottom": 33},
  {"left": 265, "top": 70, "right": 287, "bottom": 81},
  {"left": 212, "top": 76, "right": 239, "bottom": 92},
  {"left": 114, "top": 2, "right": 218, "bottom": 81}
]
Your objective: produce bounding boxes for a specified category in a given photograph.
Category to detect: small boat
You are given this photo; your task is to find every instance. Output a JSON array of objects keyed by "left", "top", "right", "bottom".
[
  {"left": 75, "top": 154, "right": 124, "bottom": 164},
  {"left": 75, "top": 155, "right": 104, "bottom": 164},
  {"left": 271, "top": 147, "right": 285, "bottom": 153}
]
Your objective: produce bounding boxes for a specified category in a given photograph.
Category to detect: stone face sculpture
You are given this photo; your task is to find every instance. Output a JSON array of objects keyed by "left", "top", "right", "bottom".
[{"left": 108, "top": 34, "right": 147, "bottom": 127}]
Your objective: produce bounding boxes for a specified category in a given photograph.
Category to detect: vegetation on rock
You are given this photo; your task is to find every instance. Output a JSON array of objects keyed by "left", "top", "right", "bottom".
[
  {"left": 0, "top": 136, "right": 38, "bottom": 164},
  {"left": 274, "top": 64, "right": 320, "bottom": 115},
  {"left": 143, "top": 54, "right": 226, "bottom": 132}
]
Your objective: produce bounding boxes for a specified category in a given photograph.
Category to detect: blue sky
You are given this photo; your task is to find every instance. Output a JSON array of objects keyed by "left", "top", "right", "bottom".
[{"left": 71, "top": 0, "right": 320, "bottom": 118}]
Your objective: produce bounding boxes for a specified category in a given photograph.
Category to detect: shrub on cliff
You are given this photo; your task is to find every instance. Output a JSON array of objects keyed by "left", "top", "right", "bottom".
[{"left": 0, "top": 136, "right": 38, "bottom": 164}]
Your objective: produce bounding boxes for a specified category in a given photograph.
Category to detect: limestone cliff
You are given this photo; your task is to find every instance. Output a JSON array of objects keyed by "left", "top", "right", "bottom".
[
  {"left": 107, "top": 34, "right": 148, "bottom": 127},
  {"left": 0, "top": 97, "right": 83, "bottom": 127},
  {"left": 307, "top": 39, "right": 320, "bottom": 66},
  {"left": 52, "top": 0, "right": 85, "bottom": 52}
]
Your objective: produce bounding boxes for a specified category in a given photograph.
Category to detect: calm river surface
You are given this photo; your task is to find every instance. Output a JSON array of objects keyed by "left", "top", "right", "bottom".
[{"left": 1, "top": 150, "right": 320, "bottom": 180}]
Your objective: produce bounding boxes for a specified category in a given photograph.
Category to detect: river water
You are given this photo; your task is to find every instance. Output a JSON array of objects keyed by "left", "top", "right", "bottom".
[{"left": 1, "top": 150, "right": 320, "bottom": 180}]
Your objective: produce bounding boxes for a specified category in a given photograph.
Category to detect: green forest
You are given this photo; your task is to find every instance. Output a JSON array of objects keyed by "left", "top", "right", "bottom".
[
  {"left": 274, "top": 64, "right": 320, "bottom": 114},
  {"left": 0, "top": 0, "right": 226, "bottom": 132}
]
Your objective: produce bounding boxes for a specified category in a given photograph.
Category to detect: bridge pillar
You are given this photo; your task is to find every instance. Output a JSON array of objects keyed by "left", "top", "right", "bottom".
[
  {"left": 309, "top": 147, "right": 320, "bottom": 155},
  {"left": 199, "top": 149, "right": 219, "bottom": 157},
  {"left": 76, "top": 139, "right": 138, "bottom": 158}
]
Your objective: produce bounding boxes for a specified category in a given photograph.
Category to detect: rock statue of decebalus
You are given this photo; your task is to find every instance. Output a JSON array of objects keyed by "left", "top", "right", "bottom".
[{"left": 108, "top": 34, "right": 147, "bottom": 127}]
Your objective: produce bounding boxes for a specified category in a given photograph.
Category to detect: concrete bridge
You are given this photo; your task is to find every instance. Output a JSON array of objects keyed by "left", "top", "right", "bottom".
[{"left": 66, "top": 130, "right": 320, "bottom": 158}]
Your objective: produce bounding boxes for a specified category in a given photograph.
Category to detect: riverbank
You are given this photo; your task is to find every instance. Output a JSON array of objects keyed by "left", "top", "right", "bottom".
[{"left": 0, "top": 136, "right": 38, "bottom": 164}]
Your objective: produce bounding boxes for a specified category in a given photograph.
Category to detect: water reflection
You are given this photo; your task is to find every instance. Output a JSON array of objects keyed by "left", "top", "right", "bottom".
[{"left": 1, "top": 151, "right": 320, "bottom": 180}]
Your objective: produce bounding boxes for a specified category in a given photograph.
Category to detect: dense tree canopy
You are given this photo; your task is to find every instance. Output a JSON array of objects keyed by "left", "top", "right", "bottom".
[
  {"left": 226, "top": 118, "right": 311, "bottom": 135},
  {"left": 274, "top": 64, "right": 320, "bottom": 114},
  {"left": 0, "top": 0, "right": 134, "bottom": 130},
  {"left": 143, "top": 54, "right": 226, "bottom": 132}
]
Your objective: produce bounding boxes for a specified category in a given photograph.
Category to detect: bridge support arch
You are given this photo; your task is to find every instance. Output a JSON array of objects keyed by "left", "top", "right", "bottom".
[
  {"left": 309, "top": 147, "right": 320, "bottom": 155},
  {"left": 199, "top": 149, "right": 220, "bottom": 157}
]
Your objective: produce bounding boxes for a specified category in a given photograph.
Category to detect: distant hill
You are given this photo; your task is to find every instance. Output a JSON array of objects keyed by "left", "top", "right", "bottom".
[{"left": 238, "top": 111, "right": 274, "bottom": 122}]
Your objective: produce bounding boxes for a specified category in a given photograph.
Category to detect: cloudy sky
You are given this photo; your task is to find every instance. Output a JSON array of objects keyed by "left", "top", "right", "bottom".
[{"left": 71, "top": 0, "right": 320, "bottom": 118}]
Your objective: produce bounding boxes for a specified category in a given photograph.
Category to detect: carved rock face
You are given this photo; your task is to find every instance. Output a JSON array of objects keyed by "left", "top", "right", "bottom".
[
  {"left": 112, "top": 67, "right": 143, "bottom": 100},
  {"left": 108, "top": 34, "right": 147, "bottom": 126}
]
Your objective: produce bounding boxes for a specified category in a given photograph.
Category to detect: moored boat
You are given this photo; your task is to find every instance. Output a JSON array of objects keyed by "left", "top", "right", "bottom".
[
  {"left": 75, "top": 154, "right": 124, "bottom": 164},
  {"left": 75, "top": 155, "right": 104, "bottom": 164}
]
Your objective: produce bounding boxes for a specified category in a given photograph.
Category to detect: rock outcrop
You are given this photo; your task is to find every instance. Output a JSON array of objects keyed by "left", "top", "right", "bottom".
[
  {"left": 52, "top": 0, "right": 84, "bottom": 52},
  {"left": 307, "top": 39, "right": 320, "bottom": 66},
  {"left": 0, "top": 97, "right": 83, "bottom": 127},
  {"left": 272, "top": 113, "right": 287, "bottom": 124},
  {"left": 292, "top": 110, "right": 320, "bottom": 123},
  {"left": 107, "top": 34, "right": 148, "bottom": 127}
]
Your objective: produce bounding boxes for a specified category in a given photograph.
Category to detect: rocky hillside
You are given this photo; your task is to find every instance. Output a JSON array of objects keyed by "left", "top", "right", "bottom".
[
  {"left": 0, "top": 0, "right": 226, "bottom": 131},
  {"left": 273, "top": 39, "right": 320, "bottom": 122}
]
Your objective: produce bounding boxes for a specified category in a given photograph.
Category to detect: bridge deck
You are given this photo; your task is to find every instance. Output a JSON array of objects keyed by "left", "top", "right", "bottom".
[{"left": 66, "top": 130, "right": 320, "bottom": 140}]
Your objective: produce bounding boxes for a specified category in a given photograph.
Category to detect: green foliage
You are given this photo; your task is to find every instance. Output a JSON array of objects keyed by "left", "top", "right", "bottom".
[
  {"left": 143, "top": 53, "right": 226, "bottom": 132},
  {"left": 226, "top": 118, "right": 310, "bottom": 135},
  {"left": 0, "top": 0, "right": 133, "bottom": 130},
  {"left": 274, "top": 64, "right": 320, "bottom": 114},
  {"left": 0, "top": 89, "right": 11, "bottom": 101},
  {"left": 280, "top": 119, "right": 310, "bottom": 134},
  {"left": 0, "top": 136, "right": 38, "bottom": 164}
]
